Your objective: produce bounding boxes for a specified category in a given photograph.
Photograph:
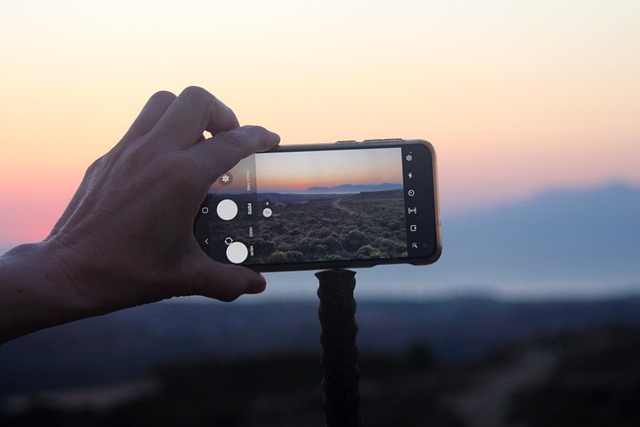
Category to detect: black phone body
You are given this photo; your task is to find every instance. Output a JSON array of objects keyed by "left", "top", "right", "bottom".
[{"left": 194, "top": 139, "right": 441, "bottom": 272}]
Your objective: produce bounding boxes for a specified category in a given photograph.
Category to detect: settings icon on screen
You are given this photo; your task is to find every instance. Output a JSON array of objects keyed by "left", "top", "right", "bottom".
[{"left": 219, "top": 173, "right": 233, "bottom": 185}]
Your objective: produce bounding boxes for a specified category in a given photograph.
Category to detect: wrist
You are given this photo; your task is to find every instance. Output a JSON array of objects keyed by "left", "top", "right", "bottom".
[{"left": 0, "top": 242, "right": 95, "bottom": 343}]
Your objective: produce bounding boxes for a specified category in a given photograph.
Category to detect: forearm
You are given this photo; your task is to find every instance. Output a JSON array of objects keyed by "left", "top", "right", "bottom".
[{"left": 0, "top": 243, "right": 90, "bottom": 343}]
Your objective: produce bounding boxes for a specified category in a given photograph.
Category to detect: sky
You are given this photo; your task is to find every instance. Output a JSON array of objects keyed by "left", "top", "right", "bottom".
[
  {"left": 255, "top": 147, "right": 402, "bottom": 192},
  {"left": 1, "top": 0, "right": 639, "bottom": 250}
]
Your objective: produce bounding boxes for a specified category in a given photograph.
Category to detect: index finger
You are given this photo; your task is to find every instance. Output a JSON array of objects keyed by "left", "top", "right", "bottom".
[
  {"left": 123, "top": 90, "right": 177, "bottom": 138},
  {"left": 191, "top": 125, "right": 280, "bottom": 182},
  {"left": 148, "top": 86, "right": 240, "bottom": 149}
]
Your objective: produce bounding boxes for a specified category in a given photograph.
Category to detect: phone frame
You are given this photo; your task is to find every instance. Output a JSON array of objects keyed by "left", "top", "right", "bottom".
[{"left": 195, "top": 138, "right": 442, "bottom": 272}]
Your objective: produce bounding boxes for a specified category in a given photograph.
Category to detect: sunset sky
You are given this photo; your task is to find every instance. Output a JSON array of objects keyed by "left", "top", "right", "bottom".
[
  {"left": 255, "top": 147, "right": 402, "bottom": 192},
  {"left": 1, "top": 1, "right": 639, "bottom": 248}
]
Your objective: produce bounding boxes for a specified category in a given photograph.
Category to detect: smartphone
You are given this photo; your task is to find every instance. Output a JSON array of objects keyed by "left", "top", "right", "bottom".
[{"left": 194, "top": 138, "right": 441, "bottom": 272}]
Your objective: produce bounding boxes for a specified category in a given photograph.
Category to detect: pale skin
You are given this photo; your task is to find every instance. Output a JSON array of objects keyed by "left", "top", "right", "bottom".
[{"left": 0, "top": 87, "right": 280, "bottom": 344}]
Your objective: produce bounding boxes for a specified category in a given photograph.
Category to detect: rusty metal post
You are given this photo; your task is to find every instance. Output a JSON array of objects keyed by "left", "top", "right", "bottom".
[{"left": 316, "top": 269, "right": 362, "bottom": 427}]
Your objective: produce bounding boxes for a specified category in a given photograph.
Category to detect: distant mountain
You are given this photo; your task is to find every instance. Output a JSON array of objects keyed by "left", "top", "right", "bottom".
[
  {"left": 423, "top": 182, "right": 640, "bottom": 296},
  {"left": 305, "top": 183, "right": 402, "bottom": 193},
  {"left": 269, "top": 182, "right": 640, "bottom": 300},
  {"left": 257, "top": 192, "right": 346, "bottom": 202}
]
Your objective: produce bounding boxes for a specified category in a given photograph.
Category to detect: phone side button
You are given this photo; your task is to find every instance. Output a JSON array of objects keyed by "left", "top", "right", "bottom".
[
  {"left": 362, "top": 138, "right": 403, "bottom": 144},
  {"left": 335, "top": 140, "right": 357, "bottom": 144}
]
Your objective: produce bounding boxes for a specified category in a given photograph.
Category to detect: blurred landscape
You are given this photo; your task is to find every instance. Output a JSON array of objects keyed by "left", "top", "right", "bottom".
[
  {"left": 1, "top": 298, "right": 640, "bottom": 426},
  {"left": 1, "top": 182, "right": 639, "bottom": 426},
  {"left": 260, "top": 182, "right": 640, "bottom": 301}
]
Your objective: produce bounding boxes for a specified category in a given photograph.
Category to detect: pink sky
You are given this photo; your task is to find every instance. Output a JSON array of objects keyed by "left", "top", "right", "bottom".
[
  {"left": 254, "top": 148, "right": 402, "bottom": 192},
  {"left": 1, "top": 1, "right": 639, "bottom": 247}
]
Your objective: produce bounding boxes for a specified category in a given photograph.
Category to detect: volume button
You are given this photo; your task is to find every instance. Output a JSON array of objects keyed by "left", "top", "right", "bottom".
[{"left": 362, "top": 138, "right": 403, "bottom": 144}]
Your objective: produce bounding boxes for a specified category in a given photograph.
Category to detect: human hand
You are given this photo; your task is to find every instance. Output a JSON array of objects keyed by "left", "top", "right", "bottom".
[{"left": 44, "top": 87, "right": 280, "bottom": 313}]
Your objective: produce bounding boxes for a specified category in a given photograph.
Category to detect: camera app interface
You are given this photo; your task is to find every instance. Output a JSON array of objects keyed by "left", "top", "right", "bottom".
[{"left": 195, "top": 145, "right": 434, "bottom": 266}]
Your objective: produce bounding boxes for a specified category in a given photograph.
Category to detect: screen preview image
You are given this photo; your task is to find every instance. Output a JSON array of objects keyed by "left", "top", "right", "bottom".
[{"left": 199, "top": 146, "right": 410, "bottom": 266}]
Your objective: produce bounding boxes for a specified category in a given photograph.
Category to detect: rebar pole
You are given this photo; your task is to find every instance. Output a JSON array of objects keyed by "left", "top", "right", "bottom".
[{"left": 316, "top": 269, "right": 362, "bottom": 427}]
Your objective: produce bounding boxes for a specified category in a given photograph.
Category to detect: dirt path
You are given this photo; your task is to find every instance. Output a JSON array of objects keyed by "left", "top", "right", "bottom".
[
  {"left": 2, "top": 379, "right": 161, "bottom": 414},
  {"left": 332, "top": 198, "right": 357, "bottom": 215},
  {"left": 451, "top": 347, "right": 557, "bottom": 427}
]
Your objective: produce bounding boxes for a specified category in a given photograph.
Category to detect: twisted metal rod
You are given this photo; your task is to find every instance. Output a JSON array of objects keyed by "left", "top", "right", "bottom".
[{"left": 316, "top": 269, "right": 362, "bottom": 427}]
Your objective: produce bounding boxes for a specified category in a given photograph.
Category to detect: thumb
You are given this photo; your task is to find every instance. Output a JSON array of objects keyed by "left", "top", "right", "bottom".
[{"left": 188, "top": 253, "right": 267, "bottom": 302}]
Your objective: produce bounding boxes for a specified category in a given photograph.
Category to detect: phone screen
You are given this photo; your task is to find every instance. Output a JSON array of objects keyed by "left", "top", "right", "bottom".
[{"left": 194, "top": 141, "right": 439, "bottom": 271}]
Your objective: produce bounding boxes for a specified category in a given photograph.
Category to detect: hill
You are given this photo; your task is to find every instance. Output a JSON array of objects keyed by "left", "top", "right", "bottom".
[
  {"left": 276, "top": 182, "right": 640, "bottom": 301},
  {"left": 306, "top": 183, "right": 402, "bottom": 193},
  {"left": 2, "top": 297, "right": 640, "bottom": 397},
  {"left": 2, "top": 318, "right": 639, "bottom": 426}
]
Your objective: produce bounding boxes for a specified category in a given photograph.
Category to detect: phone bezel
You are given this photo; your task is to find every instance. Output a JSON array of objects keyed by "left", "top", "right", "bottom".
[{"left": 196, "top": 138, "right": 442, "bottom": 272}]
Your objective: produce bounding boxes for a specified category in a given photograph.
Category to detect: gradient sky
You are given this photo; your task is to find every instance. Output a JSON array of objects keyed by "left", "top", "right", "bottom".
[
  {"left": 1, "top": 0, "right": 639, "bottom": 247},
  {"left": 255, "top": 148, "right": 401, "bottom": 192}
]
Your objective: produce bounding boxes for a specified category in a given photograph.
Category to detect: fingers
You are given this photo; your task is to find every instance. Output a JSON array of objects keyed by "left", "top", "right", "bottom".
[
  {"left": 124, "top": 91, "right": 177, "bottom": 138},
  {"left": 148, "top": 86, "right": 240, "bottom": 149},
  {"left": 102, "top": 87, "right": 275, "bottom": 304},
  {"left": 192, "top": 125, "right": 280, "bottom": 181},
  {"left": 208, "top": 268, "right": 267, "bottom": 302}
]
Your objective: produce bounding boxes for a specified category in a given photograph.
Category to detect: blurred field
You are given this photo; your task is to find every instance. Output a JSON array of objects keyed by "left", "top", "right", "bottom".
[{"left": 2, "top": 297, "right": 640, "bottom": 426}]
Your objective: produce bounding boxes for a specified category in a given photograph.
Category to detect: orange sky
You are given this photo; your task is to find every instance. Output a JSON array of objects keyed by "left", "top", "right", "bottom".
[
  {"left": 255, "top": 148, "right": 402, "bottom": 192},
  {"left": 1, "top": 1, "right": 639, "bottom": 247}
]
